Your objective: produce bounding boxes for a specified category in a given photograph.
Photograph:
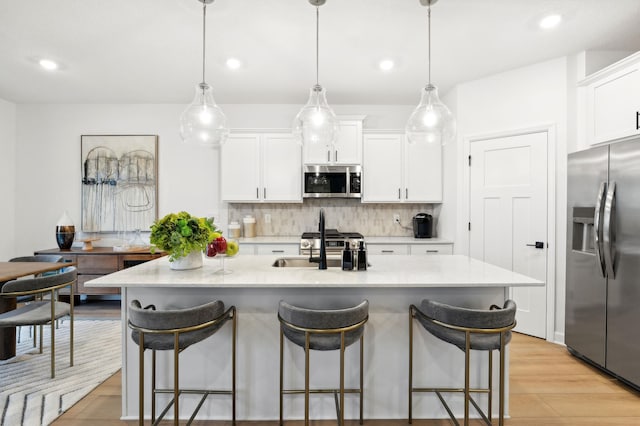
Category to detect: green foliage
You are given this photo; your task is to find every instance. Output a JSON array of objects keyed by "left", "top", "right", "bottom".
[{"left": 149, "top": 211, "right": 220, "bottom": 261}]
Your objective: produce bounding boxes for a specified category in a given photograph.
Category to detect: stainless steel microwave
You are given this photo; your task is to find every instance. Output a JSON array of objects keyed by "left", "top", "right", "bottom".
[{"left": 303, "top": 164, "right": 362, "bottom": 198}]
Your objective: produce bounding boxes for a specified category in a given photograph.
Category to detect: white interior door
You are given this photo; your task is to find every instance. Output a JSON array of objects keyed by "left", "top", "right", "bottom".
[{"left": 469, "top": 131, "right": 548, "bottom": 338}]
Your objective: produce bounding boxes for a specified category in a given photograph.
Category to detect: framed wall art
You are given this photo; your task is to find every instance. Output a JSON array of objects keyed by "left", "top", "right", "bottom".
[{"left": 81, "top": 135, "right": 158, "bottom": 233}]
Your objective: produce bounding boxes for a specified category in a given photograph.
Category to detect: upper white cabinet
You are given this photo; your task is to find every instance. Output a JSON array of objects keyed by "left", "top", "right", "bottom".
[
  {"left": 582, "top": 52, "right": 640, "bottom": 145},
  {"left": 362, "top": 132, "right": 442, "bottom": 203},
  {"left": 303, "top": 116, "right": 365, "bottom": 164},
  {"left": 221, "top": 132, "right": 302, "bottom": 202}
]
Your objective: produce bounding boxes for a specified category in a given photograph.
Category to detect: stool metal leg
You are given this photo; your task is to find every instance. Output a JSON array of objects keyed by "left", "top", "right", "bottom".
[
  {"left": 359, "top": 333, "right": 364, "bottom": 425},
  {"left": 304, "top": 331, "right": 310, "bottom": 426},
  {"left": 488, "top": 349, "right": 493, "bottom": 423},
  {"left": 499, "top": 332, "right": 506, "bottom": 426},
  {"left": 464, "top": 331, "right": 470, "bottom": 426},
  {"left": 152, "top": 349, "right": 156, "bottom": 424},
  {"left": 138, "top": 333, "right": 145, "bottom": 426},
  {"left": 340, "top": 331, "right": 345, "bottom": 426},
  {"left": 279, "top": 327, "right": 284, "bottom": 426},
  {"left": 232, "top": 308, "right": 237, "bottom": 425},
  {"left": 174, "top": 332, "right": 179, "bottom": 426},
  {"left": 408, "top": 305, "right": 414, "bottom": 424}
]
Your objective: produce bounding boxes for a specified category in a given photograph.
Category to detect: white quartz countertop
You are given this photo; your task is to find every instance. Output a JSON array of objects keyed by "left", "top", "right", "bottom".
[{"left": 86, "top": 254, "right": 541, "bottom": 289}]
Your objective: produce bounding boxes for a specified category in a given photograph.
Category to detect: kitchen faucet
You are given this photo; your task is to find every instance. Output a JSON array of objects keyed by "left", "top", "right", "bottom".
[{"left": 308, "top": 208, "right": 327, "bottom": 269}]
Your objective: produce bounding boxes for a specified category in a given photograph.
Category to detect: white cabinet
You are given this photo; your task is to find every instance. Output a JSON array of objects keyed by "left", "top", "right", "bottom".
[
  {"left": 221, "top": 133, "right": 302, "bottom": 202},
  {"left": 240, "top": 243, "right": 300, "bottom": 255},
  {"left": 582, "top": 53, "right": 640, "bottom": 145},
  {"left": 367, "top": 244, "right": 410, "bottom": 255},
  {"left": 255, "top": 244, "right": 300, "bottom": 256},
  {"left": 367, "top": 242, "right": 453, "bottom": 256},
  {"left": 409, "top": 243, "right": 453, "bottom": 255},
  {"left": 363, "top": 132, "right": 442, "bottom": 203},
  {"left": 303, "top": 117, "right": 364, "bottom": 164}
]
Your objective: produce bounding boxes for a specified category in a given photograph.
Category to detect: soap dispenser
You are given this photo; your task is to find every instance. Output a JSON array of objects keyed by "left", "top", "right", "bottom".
[
  {"left": 342, "top": 242, "right": 354, "bottom": 271},
  {"left": 357, "top": 240, "right": 367, "bottom": 271}
]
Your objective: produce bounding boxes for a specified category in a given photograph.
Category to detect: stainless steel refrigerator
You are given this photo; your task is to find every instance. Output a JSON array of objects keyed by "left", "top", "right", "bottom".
[{"left": 566, "top": 139, "right": 640, "bottom": 389}]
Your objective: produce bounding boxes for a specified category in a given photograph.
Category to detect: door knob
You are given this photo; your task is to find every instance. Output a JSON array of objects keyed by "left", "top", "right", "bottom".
[{"left": 526, "top": 241, "right": 544, "bottom": 249}]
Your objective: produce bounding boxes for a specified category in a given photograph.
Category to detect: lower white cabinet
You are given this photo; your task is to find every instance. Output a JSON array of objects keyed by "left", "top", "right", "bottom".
[
  {"left": 241, "top": 243, "right": 300, "bottom": 255},
  {"left": 367, "top": 244, "right": 410, "bottom": 255},
  {"left": 367, "top": 243, "right": 453, "bottom": 255},
  {"left": 221, "top": 133, "right": 302, "bottom": 202},
  {"left": 409, "top": 244, "right": 453, "bottom": 255}
]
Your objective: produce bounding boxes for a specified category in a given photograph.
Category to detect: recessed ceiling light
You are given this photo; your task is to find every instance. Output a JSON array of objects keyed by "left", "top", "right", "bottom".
[
  {"left": 39, "top": 59, "right": 59, "bottom": 71},
  {"left": 379, "top": 59, "right": 394, "bottom": 72},
  {"left": 539, "top": 14, "right": 562, "bottom": 29},
  {"left": 226, "top": 58, "right": 242, "bottom": 70}
]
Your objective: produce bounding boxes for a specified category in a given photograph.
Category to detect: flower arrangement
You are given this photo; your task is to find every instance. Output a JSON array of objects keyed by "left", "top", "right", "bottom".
[{"left": 150, "top": 211, "right": 219, "bottom": 262}]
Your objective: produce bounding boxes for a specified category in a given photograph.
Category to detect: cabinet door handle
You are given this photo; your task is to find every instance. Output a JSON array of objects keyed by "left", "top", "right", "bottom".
[
  {"left": 636, "top": 111, "right": 639, "bottom": 130},
  {"left": 426, "top": 250, "right": 438, "bottom": 253},
  {"left": 327, "top": 150, "right": 331, "bottom": 162},
  {"left": 256, "top": 187, "right": 259, "bottom": 199},
  {"left": 406, "top": 188, "right": 408, "bottom": 199},
  {"left": 335, "top": 150, "right": 338, "bottom": 162},
  {"left": 272, "top": 250, "right": 285, "bottom": 253},
  {"left": 382, "top": 250, "right": 394, "bottom": 253},
  {"left": 398, "top": 188, "right": 401, "bottom": 199},
  {"left": 264, "top": 188, "right": 267, "bottom": 199}
]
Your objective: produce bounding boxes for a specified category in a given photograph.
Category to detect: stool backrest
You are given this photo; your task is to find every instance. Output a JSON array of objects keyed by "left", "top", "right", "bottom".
[
  {"left": 1, "top": 266, "right": 77, "bottom": 295},
  {"left": 129, "top": 299, "right": 226, "bottom": 331},
  {"left": 420, "top": 299, "right": 516, "bottom": 330}
]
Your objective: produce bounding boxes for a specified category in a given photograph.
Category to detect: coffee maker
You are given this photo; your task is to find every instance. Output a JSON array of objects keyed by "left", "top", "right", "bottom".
[{"left": 412, "top": 213, "right": 433, "bottom": 238}]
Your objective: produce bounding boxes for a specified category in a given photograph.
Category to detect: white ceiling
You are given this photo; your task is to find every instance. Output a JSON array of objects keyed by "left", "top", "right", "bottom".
[{"left": 1, "top": 0, "right": 639, "bottom": 105}]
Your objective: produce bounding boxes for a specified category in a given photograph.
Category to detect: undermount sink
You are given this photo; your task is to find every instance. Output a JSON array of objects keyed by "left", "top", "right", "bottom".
[{"left": 271, "top": 257, "right": 342, "bottom": 268}]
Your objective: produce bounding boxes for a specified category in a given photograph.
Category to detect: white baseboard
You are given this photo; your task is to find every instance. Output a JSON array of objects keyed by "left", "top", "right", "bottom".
[{"left": 553, "top": 331, "right": 565, "bottom": 345}]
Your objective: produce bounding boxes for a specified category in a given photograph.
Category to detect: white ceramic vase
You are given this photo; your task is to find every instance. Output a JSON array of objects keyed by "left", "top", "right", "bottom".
[{"left": 169, "top": 250, "right": 203, "bottom": 270}]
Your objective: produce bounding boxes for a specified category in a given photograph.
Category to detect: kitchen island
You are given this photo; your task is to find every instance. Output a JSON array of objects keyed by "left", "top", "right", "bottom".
[{"left": 86, "top": 254, "right": 542, "bottom": 422}]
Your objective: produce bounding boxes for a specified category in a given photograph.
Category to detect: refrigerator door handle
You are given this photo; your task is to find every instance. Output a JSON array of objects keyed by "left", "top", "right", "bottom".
[
  {"left": 603, "top": 181, "right": 617, "bottom": 279},
  {"left": 594, "top": 181, "right": 607, "bottom": 277}
]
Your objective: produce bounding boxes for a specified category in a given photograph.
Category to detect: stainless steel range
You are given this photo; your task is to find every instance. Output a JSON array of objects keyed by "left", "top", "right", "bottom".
[{"left": 300, "top": 229, "right": 365, "bottom": 256}]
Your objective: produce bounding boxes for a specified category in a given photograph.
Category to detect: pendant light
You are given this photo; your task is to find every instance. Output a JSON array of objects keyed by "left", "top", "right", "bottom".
[
  {"left": 292, "top": 0, "right": 339, "bottom": 151},
  {"left": 406, "top": 0, "right": 455, "bottom": 145},
  {"left": 180, "top": 0, "right": 229, "bottom": 148}
]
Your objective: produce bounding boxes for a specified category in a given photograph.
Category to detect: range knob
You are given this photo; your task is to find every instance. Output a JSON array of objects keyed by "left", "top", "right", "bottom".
[{"left": 301, "top": 239, "right": 311, "bottom": 249}]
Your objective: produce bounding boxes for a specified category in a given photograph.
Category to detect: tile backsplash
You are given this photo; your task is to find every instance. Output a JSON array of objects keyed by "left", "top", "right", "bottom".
[{"left": 228, "top": 199, "right": 435, "bottom": 237}]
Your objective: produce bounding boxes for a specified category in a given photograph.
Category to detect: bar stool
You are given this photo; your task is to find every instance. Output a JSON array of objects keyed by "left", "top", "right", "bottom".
[
  {"left": 278, "top": 300, "right": 369, "bottom": 426},
  {"left": 409, "top": 299, "right": 517, "bottom": 426},
  {"left": 128, "top": 299, "right": 236, "bottom": 426}
]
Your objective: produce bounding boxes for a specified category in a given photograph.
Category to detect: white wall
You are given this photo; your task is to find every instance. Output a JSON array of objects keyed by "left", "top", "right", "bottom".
[
  {"left": 14, "top": 103, "right": 414, "bottom": 255},
  {"left": 446, "top": 57, "right": 568, "bottom": 343},
  {"left": 0, "top": 98, "right": 16, "bottom": 260}
]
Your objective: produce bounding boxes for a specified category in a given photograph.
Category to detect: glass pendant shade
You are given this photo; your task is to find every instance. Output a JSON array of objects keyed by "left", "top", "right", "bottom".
[
  {"left": 406, "top": 83, "right": 455, "bottom": 145},
  {"left": 180, "top": 82, "right": 229, "bottom": 148},
  {"left": 293, "top": 84, "right": 339, "bottom": 147}
]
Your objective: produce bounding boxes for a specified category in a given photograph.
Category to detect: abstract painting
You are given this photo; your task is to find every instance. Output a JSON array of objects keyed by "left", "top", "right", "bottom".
[{"left": 81, "top": 135, "right": 158, "bottom": 233}]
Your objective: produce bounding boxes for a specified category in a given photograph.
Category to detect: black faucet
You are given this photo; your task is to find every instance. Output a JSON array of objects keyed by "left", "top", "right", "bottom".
[{"left": 309, "top": 208, "right": 327, "bottom": 270}]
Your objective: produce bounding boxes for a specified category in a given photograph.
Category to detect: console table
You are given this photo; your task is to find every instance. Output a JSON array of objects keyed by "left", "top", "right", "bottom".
[{"left": 34, "top": 248, "right": 164, "bottom": 296}]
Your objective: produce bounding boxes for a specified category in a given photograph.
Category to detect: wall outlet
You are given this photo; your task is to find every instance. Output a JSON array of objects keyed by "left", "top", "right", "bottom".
[
  {"left": 264, "top": 213, "right": 271, "bottom": 224},
  {"left": 393, "top": 214, "right": 400, "bottom": 224}
]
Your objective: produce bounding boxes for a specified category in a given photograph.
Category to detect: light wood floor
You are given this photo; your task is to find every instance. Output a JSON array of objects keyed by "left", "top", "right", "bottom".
[{"left": 52, "top": 301, "right": 640, "bottom": 425}]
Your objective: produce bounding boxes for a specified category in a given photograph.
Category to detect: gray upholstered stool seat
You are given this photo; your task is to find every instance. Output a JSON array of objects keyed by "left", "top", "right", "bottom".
[
  {"left": 278, "top": 300, "right": 369, "bottom": 426},
  {"left": 8, "top": 255, "right": 65, "bottom": 344},
  {"left": 128, "top": 299, "right": 236, "bottom": 426},
  {"left": 0, "top": 266, "right": 76, "bottom": 378},
  {"left": 409, "top": 299, "right": 517, "bottom": 426}
]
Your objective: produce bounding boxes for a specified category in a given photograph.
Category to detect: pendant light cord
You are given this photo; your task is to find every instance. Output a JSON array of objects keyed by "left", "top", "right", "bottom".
[
  {"left": 201, "top": 1, "right": 207, "bottom": 85},
  {"left": 315, "top": 6, "right": 320, "bottom": 86},
  {"left": 427, "top": 4, "right": 431, "bottom": 86}
]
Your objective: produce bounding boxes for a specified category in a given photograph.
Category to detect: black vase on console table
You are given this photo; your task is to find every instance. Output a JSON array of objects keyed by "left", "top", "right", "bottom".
[{"left": 55, "top": 211, "right": 75, "bottom": 250}]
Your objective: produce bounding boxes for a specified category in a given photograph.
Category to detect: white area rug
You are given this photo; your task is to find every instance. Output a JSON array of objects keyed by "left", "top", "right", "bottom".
[{"left": 0, "top": 320, "right": 121, "bottom": 426}]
